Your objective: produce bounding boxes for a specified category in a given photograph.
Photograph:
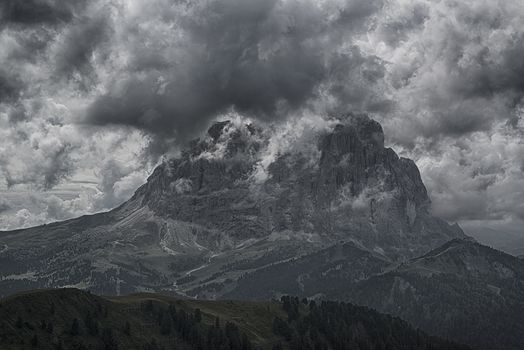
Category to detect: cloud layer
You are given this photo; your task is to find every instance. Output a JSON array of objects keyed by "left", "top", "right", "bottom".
[
  {"left": 1, "top": 0, "right": 524, "bottom": 237},
  {"left": 84, "top": 0, "right": 385, "bottom": 144},
  {"left": 364, "top": 0, "right": 524, "bottom": 227}
]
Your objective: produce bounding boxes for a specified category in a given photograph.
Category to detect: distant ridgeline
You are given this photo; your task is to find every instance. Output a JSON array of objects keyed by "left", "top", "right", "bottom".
[{"left": 0, "top": 289, "right": 470, "bottom": 350}]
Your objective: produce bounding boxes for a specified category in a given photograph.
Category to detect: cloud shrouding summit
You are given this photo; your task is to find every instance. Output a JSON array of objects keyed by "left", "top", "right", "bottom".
[
  {"left": 84, "top": 0, "right": 386, "bottom": 143},
  {"left": 0, "top": 0, "right": 524, "bottom": 239}
]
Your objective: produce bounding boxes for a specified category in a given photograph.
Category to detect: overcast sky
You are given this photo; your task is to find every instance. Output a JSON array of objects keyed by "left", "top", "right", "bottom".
[{"left": 0, "top": 0, "right": 523, "bottom": 243}]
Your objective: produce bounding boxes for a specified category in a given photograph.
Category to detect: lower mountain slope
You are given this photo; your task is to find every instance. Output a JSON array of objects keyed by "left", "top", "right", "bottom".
[
  {"left": 345, "top": 239, "right": 524, "bottom": 350},
  {"left": 223, "top": 237, "right": 524, "bottom": 350},
  {"left": 225, "top": 242, "right": 389, "bottom": 300},
  {"left": 0, "top": 288, "right": 470, "bottom": 350}
]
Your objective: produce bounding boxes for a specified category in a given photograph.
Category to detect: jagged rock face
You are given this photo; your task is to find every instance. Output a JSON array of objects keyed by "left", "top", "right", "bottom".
[
  {"left": 134, "top": 115, "right": 463, "bottom": 258},
  {"left": 0, "top": 114, "right": 463, "bottom": 299}
]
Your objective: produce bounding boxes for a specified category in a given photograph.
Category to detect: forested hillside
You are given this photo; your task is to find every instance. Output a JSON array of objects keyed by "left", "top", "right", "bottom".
[{"left": 0, "top": 289, "right": 470, "bottom": 350}]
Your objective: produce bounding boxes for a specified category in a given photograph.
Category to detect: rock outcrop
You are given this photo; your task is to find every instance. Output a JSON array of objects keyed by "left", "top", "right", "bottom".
[
  {"left": 0, "top": 114, "right": 464, "bottom": 298},
  {"left": 134, "top": 115, "right": 464, "bottom": 259}
]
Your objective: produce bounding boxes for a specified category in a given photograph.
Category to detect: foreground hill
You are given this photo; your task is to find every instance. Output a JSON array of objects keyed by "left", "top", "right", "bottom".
[{"left": 0, "top": 288, "right": 470, "bottom": 350}]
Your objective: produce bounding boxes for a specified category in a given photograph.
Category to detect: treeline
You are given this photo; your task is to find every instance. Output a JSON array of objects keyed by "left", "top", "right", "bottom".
[
  {"left": 271, "top": 296, "right": 472, "bottom": 350},
  {"left": 349, "top": 272, "right": 524, "bottom": 350},
  {"left": 5, "top": 296, "right": 254, "bottom": 350},
  {"left": 141, "top": 299, "right": 253, "bottom": 350},
  {"left": 8, "top": 299, "right": 121, "bottom": 350},
  {"left": 1, "top": 289, "right": 476, "bottom": 350}
]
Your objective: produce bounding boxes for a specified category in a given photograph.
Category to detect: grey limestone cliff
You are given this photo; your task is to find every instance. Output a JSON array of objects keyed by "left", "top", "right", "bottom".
[{"left": 0, "top": 114, "right": 464, "bottom": 298}]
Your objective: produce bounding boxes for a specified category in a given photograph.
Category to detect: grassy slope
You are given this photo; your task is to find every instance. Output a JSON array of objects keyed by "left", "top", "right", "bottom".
[
  {"left": 0, "top": 288, "right": 471, "bottom": 350},
  {"left": 110, "top": 293, "right": 286, "bottom": 346},
  {"left": 0, "top": 288, "right": 284, "bottom": 350}
]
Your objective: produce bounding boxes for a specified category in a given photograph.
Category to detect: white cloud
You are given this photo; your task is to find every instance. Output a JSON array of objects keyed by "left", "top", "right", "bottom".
[{"left": 1, "top": 0, "right": 524, "bottom": 243}]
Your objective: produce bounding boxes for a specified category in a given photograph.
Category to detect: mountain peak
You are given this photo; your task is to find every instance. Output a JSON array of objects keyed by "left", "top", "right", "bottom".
[
  {"left": 327, "top": 115, "right": 385, "bottom": 153},
  {"left": 132, "top": 114, "right": 464, "bottom": 259},
  {"left": 207, "top": 120, "right": 232, "bottom": 140}
]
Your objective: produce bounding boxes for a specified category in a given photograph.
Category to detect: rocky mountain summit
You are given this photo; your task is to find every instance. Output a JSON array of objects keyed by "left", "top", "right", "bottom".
[
  {"left": 1, "top": 114, "right": 524, "bottom": 349},
  {"left": 135, "top": 115, "right": 464, "bottom": 257},
  {"left": 0, "top": 114, "right": 464, "bottom": 297}
]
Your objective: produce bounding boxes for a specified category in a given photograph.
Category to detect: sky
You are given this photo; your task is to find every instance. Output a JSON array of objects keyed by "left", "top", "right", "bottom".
[{"left": 0, "top": 0, "right": 523, "bottom": 247}]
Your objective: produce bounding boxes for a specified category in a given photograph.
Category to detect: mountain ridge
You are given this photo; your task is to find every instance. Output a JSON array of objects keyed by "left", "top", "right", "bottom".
[
  {"left": 0, "top": 114, "right": 466, "bottom": 298},
  {"left": 346, "top": 239, "right": 524, "bottom": 350},
  {"left": 1, "top": 114, "right": 523, "bottom": 349}
]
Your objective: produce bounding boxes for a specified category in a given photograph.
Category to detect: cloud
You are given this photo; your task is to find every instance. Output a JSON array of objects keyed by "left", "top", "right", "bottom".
[
  {"left": 0, "top": 0, "right": 86, "bottom": 27},
  {"left": 53, "top": 9, "right": 112, "bottom": 86},
  {"left": 93, "top": 158, "right": 146, "bottom": 209},
  {"left": 0, "top": 127, "right": 151, "bottom": 230},
  {"left": 368, "top": 0, "right": 524, "bottom": 141},
  {"left": 0, "top": 70, "right": 23, "bottom": 104},
  {"left": 84, "top": 0, "right": 385, "bottom": 146},
  {"left": 0, "top": 199, "right": 10, "bottom": 214},
  {"left": 0, "top": 113, "right": 81, "bottom": 190},
  {"left": 349, "top": 0, "right": 524, "bottom": 229},
  {"left": 1, "top": 0, "right": 524, "bottom": 236},
  {"left": 251, "top": 112, "right": 335, "bottom": 182},
  {"left": 417, "top": 120, "right": 524, "bottom": 222}
]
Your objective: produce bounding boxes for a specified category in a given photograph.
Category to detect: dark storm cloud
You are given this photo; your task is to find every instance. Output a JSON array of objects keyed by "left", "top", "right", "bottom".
[
  {"left": 327, "top": 48, "right": 390, "bottom": 115},
  {"left": 54, "top": 12, "right": 111, "bottom": 84},
  {"left": 0, "top": 0, "right": 92, "bottom": 70},
  {"left": 0, "top": 70, "right": 23, "bottom": 104},
  {"left": 85, "top": 0, "right": 385, "bottom": 143},
  {"left": 383, "top": 1, "right": 524, "bottom": 141},
  {"left": 7, "top": 104, "right": 28, "bottom": 123},
  {"left": 336, "top": 0, "right": 384, "bottom": 30},
  {"left": 447, "top": 36, "right": 524, "bottom": 103},
  {"left": 2, "top": 0, "right": 524, "bottom": 233},
  {"left": 0, "top": 0, "right": 71, "bottom": 26},
  {"left": 6, "top": 30, "right": 55, "bottom": 62},
  {"left": 0, "top": 200, "right": 10, "bottom": 214},
  {"left": 374, "top": 2, "right": 429, "bottom": 47},
  {"left": 0, "top": 0, "right": 86, "bottom": 27},
  {"left": 41, "top": 145, "right": 76, "bottom": 189}
]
